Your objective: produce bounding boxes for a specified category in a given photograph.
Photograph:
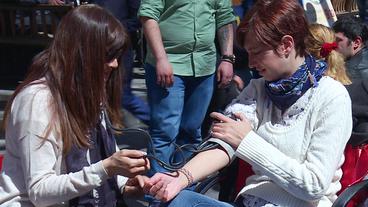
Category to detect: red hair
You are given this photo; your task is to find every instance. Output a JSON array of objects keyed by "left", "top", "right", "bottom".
[{"left": 237, "top": 0, "right": 309, "bottom": 57}]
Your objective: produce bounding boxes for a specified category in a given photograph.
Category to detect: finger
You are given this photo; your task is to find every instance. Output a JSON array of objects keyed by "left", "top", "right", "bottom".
[
  {"left": 212, "top": 124, "right": 233, "bottom": 138},
  {"left": 124, "top": 185, "right": 140, "bottom": 194},
  {"left": 122, "top": 157, "right": 149, "bottom": 170},
  {"left": 129, "top": 166, "right": 150, "bottom": 175},
  {"left": 161, "top": 78, "right": 166, "bottom": 88},
  {"left": 137, "top": 175, "right": 148, "bottom": 188},
  {"left": 210, "top": 112, "right": 234, "bottom": 123},
  {"left": 156, "top": 187, "right": 169, "bottom": 202},
  {"left": 219, "top": 73, "right": 231, "bottom": 87},
  {"left": 145, "top": 157, "right": 151, "bottom": 170},
  {"left": 143, "top": 182, "right": 153, "bottom": 194},
  {"left": 163, "top": 75, "right": 169, "bottom": 88},
  {"left": 164, "top": 75, "right": 172, "bottom": 88},
  {"left": 120, "top": 149, "right": 146, "bottom": 158},
  {"left": 156, "top": 74, "right": 163, "bottom": 86},
  {"left": 168, "top": 74, "right": 174, "bottom": 87},
  {"left": 126, "top": 177, "right": 138, "bottom": 186},
  {"left": 211, "top": 132, "right": 228, "bottom": 142},
  {"left": 226, "top": 73, "right": 233, "bottom": 81},
  {"left": 154, "top": 181, "right": 168, "bottom": 200},
  {"left": 218, "top": 76, "right": 227, "bottom": 88},
  {"left": 233, "top": 112, "right": 246, "bottom": 122},
  {"left": 220, "top": 76, "right": 229, "bottom": 86},
  {"left": 148, "top": 173, "right": 163, "bottom": 185},
  {"left": 216, "top": 69, "right": 221, "bottom": 82},
  {"left": 149, "top": 179, "right": 165, "bottom": 196},
  {"left": 211, "top": 124, "right": 225, "bottom": 134},
  {"left": 233, "top": 75, "right": 244, "bottom": 90}
]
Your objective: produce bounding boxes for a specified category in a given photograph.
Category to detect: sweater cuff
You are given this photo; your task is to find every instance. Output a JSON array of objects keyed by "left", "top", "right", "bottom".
[
  {"left": 94, "top": 160, "right": 110, "bottom": 181},
  {"left": 235, "top": 130, "right": 269, "bottom": 164}
]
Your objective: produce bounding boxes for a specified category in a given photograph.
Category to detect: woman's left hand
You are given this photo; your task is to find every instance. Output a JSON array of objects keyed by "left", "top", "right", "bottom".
[{"left": 210, "top": 112, "right": 252, "bottom": 148}]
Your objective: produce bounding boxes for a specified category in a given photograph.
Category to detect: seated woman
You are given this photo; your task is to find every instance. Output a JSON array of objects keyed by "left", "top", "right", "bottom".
[
  {"left": 143, "top": 0, "right": 352, "bottom": 206},
  {"left": 0, "top": 5, "right": 149, "bottom": 207},
  {"left": 305, "top": 23, "right": 351, "bottom": 85}
]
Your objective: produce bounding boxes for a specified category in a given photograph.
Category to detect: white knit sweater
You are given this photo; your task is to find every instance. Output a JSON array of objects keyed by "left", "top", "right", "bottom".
[
  {"left": 0, "top": 83, "right": 128, "bottom": 207},
  {"left": 214, "top": 76, "right": 352, "bottom": 207}
]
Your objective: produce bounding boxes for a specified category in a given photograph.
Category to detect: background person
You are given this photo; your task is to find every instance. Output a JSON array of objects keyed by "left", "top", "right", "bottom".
[
  {"left": 305, "top": 23, "right": 351, "bottom": 85},
  {"left": 92, "top": 0, "right": 151, "bottom": 127},
  {"left": 333, "top": 15, "right": 368, "bottom": 80},
  {"left": 138, "top": 0, "right": 235, "bottom": 178}
]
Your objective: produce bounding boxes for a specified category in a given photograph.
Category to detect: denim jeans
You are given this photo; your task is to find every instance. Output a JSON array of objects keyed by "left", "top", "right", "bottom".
[
  {"left": 144, "top": 63, "right": 215, "bottom": 175},
  {"left": 163, "top": 190, "right": 237, "bottom": 207}
]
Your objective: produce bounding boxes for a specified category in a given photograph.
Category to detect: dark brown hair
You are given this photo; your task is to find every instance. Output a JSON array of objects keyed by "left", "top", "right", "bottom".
[
  {"left": 237, "top": 0, "right": 309, "bottom": 57},
  {"left": 3, "top": 4, "right": 129, "bottom": 154}
]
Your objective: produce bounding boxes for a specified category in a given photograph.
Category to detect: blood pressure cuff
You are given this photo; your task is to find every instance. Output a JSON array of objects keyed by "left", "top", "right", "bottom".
[{"left": 199, "top": 138, "right": 236, "bottom": 164}]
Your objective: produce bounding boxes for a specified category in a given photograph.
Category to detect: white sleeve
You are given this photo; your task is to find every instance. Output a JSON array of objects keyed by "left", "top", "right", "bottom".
[
  {"left": 235, "top": 92, "right": 352, "bottom": 202},
  {"left": 10, "top": 87, "right": 110, "bottom": 207}
]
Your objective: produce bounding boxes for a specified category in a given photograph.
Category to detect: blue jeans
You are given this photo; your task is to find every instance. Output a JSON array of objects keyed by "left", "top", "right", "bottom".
[
  {"left": 144, "top": 63, "right": 215, "bottom": 175},
  {"left": 163, "top": 190, "right": 237, "bottom": 207}
]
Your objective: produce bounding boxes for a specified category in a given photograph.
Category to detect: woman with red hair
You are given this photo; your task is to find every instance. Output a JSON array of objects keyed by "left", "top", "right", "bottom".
[{"left": 143, "top": 0, "right": 352, "bottom": 206}]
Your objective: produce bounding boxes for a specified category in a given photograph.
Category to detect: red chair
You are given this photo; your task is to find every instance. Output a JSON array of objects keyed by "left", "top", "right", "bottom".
[{"left": 0, "top": 154, "right": 4, "bottom": 171}]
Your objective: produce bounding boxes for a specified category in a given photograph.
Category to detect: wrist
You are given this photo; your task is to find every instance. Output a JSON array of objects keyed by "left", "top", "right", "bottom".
[
  {"left": 102, "top": 157, "right": 114, "bottom": 177},
  {"left": 156, "top": 54, "right": 169, "bottom": 62},
  {"left": 177, "top": 168, "right": 194, "bottom": 188}
]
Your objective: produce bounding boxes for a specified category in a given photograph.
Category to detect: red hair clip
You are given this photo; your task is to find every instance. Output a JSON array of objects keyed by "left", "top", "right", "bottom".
[{"left": 320, "top": 42, "right": 338, "bottom": 58}]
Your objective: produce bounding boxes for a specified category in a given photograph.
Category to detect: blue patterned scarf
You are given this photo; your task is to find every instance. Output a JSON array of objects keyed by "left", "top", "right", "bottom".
[{"left": 265, "top": 55, "right": 327, "bottom": 111}]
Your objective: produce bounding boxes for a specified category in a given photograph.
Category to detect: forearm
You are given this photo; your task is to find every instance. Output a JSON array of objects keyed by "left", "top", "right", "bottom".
[
  {"left": 217, "top": 23, "right": 234, "bottom": 56},
  {"left": 177, "top": 148, "right": 230, "bottom": 189},
  {"left": 140, "top": 17, "right": 167, "bottom": 61}
]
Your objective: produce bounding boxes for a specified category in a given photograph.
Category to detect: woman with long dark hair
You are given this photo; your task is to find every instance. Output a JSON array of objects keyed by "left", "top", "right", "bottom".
[{"left": 0, "top": 5, "right": 149, "bottom": 206}]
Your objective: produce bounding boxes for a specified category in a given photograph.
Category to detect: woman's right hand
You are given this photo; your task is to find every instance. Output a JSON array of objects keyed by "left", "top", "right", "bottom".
[
  {"left": 143, "top": 172, "right": 186, "bottom": 202},
  {"left": 102, "top": 149, "right": 150, "bottom": 178}
]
